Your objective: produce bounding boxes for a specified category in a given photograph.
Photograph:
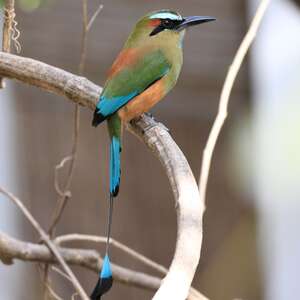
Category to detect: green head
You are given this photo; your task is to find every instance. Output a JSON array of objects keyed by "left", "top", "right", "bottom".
[{"left": 125, "top": 10, "right": 215, "bottom": 48}]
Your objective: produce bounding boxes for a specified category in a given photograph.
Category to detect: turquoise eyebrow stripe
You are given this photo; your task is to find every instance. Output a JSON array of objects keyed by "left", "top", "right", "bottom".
[{"left": 150, "top": 12, "right": 182, "bottom": 20}]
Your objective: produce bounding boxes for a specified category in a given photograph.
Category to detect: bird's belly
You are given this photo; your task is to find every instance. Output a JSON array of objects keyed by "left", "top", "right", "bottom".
[{"left": 118, "top": 78, "right": 166, "bottom": 122}]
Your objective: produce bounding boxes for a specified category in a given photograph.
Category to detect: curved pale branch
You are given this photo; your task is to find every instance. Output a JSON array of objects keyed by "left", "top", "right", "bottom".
[
  {"left": 128, "top": 116, "right": 205, "bottom": 300},
  {"left": 0, "top": 51, "right": 206, "bottom": 300}
]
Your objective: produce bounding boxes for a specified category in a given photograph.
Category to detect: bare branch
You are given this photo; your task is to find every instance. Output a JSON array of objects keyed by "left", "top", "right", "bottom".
[
  {"left": 87, "top": 2, "right": 104, "bottom": 31},
  {"left": 0, "top": 187, "right": 89, "bottom": 300},
  {"left": 128, "top": 116, "right": 205, "bottom": 300},
  {"left": 45, "top": 2, "right": 102, "bottom": 294},
  {"left": 55, "top": 234, "right": 207, "bottom": 300},
  {"left": 79, "top": 0, "right": 88, "bottom": 75},
  {"left": 48, "top": 0, "right": 97, "bottom": 236},
  {"left": 0, "top": 230, "right": 205, "bottom": 300},
  {"left": 1, "top": 0, "right": 14, "bottom": 87},
  {"left": 45, "top": 1, "right": 103, "bottom": 237},
  {"left": 198, "top": 0, "right": 271, "bottom": 204},
  {"left": 0, "top": 52, "right": 207, "bottom": 300},
  {"left": 53, "top": 156, "right": 73, "bottom": 198},
  {"left": 55, "top": 234, "right": 168, "bottom": 275},
  {"left": 0, "top": 230, "right": 161, "bottom": 291},
  {"left": 79, "top": 0, "right": 103, "bottom": 73},
  {"left": 44, "top": 282, "right": 64, "bottom": 300},
  {"left": 51, "top": 266, "right": 74, "bottom": 283},
  {"left": 2, "top": 0, "right": 15, "bottom": 54},
  {"left": 0, "top": 52, "right": 101, "bottom": 108}
]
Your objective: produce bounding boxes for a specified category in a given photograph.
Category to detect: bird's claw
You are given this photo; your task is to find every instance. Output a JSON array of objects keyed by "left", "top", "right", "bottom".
[{"left": 144, "top": 112, "right": 155, "bottom": 120}]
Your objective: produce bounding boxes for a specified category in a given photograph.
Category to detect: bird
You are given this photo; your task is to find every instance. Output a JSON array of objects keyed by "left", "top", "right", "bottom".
[{"left": 91, "top": 9, "right": 215, "bottom": 299}]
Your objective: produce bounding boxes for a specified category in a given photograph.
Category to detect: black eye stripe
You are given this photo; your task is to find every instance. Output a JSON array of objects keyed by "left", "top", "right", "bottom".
[
  {"left": 161, "top": 18, "right": 182, "bottom": 29},
  {"left": 149, "top": 18, "right": 183, "bottom": 36}
]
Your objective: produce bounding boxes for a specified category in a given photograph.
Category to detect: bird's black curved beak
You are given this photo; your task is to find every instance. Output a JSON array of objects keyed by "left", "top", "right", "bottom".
[{"left": 176, "top": 16, "right": 216, "bottom": 31}]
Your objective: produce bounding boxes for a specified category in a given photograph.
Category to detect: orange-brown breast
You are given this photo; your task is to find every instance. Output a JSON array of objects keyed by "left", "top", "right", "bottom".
[{"left": 118, "top": 77, "right": 166, "bottom": 122}]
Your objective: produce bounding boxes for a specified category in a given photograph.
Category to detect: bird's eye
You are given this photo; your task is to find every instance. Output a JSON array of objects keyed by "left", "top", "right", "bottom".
[{"left": 162, "top": 19, "right": 172, "bottom": 28}]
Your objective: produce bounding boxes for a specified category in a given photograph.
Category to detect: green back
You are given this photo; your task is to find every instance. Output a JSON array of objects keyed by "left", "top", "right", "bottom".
[{"left": 102, "top": 49, "right": 171, "bottom": 101}]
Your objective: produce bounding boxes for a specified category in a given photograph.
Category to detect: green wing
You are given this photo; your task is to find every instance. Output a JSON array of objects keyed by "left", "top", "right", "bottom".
[{"left": 93, "top": 49, "right": 171, "bottom": 124}]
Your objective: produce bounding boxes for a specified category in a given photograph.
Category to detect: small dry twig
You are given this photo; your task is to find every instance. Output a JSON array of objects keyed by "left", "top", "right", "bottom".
[
  {"left": 44, "top": 2, "right": 103, "bottom": 297},
  {"left": 198, "top": 0, "right": 271, "bottom": 204},
  {"left": 48, "top": 0, "right": 103, "bottom": 237},
  {"left": 1, "top": 0, "right": 21, "bottom": 87},
  {"left": 0, "top": 186, "right": 89, "bottom": 300},
  {"left": 55, "top": 233, "right": 168, "bottom": 274}
]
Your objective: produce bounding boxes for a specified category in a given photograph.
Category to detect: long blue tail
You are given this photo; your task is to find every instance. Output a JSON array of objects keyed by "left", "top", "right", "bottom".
[
  {"left": 91, "top": 136, "right": 121, "bottom": 300},
  {"left": 109, "top": 136, "right": 121, "bottom": 197}
]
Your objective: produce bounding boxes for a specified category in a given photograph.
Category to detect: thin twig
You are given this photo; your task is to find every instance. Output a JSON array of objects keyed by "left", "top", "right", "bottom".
[
  {"left": 1, "top": 0, "right": 14, "bottom": 87},
  {"left": 44, "top": 3, "right": 104, "bottom": 297},
  {"left": 52, "top": 266, "right": 74, "bottom": 283},
  {"left": 78, "top": 0, "right": 88, "bottom": 75},
  {"left": 48, "top": 0, "right": 103, "bottom": 237},
  {"left": 55, "top": 234, "right": 168, "bottom": 274},
  {"left": 2, "top": 0, "right": 15, "bottom": 53},
  {"left": 87, "top": 2, "right": 104, "bottom": 31},
  {"left": 198, "top": 0, "right": 271, "bottom": 204},
  {"left": 44, "top": 282, "right": 64, "bottom": 300},
  {"left": 0, "top": 187, "right": 89, "bottom": 300},
  {"left": 72, "top": 293, "right": 79, "bottom": 300},
  {"left": 47, "top": 105, "right": 79, "bottom": 236},
  {"left": 43, "top": 3, "right": 93, "bottom": 297},
  {"left": 53, "top": 156, "right": 73, "bottom": 198}
]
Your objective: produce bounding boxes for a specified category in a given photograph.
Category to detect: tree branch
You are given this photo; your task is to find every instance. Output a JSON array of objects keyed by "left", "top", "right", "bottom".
[
  {"left": 55, "top": 233, "right": 168, "bottom": 275},
  {"left": 0, "top": 51, "right": 206, "bottom": 300},
  {"left": 0, "top": 230, "right": 161, "bottom": 291},
  {"left": 1, "top": 0, "right": 14, "bottom": 87},
  {"left": 0, "top": 52, "right": 101, "bottom": 108},
  {"left": 0, "top": 187, "right": 89, "bottom": 300},
  {"left": 2, "top": 0, "right": 15, "bottom": 54},
  {"left": 128, "top": 116, "right": 204, "bottom": 300}
]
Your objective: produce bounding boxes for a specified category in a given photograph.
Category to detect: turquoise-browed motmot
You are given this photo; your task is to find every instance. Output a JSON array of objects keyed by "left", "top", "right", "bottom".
[{"left": 91, "top": 9, "right": 215, "bottom": 299}]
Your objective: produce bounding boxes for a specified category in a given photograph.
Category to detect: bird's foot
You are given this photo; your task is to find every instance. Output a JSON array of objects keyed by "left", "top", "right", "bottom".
[
  {"left": 129, "top": 114, "right": 170, "bottom": 135},
  {"left": 144, "top": 112, "right": 155, "bottom": 120}
]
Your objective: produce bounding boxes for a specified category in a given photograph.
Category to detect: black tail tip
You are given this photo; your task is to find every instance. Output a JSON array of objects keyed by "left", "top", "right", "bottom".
[
  {"left": 110, "top": 185, "right": 119, "bottom": 198},
  {"left": 90, "top": 276, "right": 113, "bottom": 300},
  {"left": 92, "top": 109, "right": 106, "bottom": 127}
]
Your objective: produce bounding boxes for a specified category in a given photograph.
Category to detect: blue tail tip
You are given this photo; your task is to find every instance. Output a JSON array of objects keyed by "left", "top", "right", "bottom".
[
  {"left": 101, "top": 255, "right": 112, "bottom": 278},
  {"left": 90, "top": 255, "right": 113, "bottom": 300}
]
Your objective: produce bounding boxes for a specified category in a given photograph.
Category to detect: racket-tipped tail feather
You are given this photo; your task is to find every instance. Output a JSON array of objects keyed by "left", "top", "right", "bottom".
[{"left": 90, "top": 255, "right": 113, "bottom": 300}]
